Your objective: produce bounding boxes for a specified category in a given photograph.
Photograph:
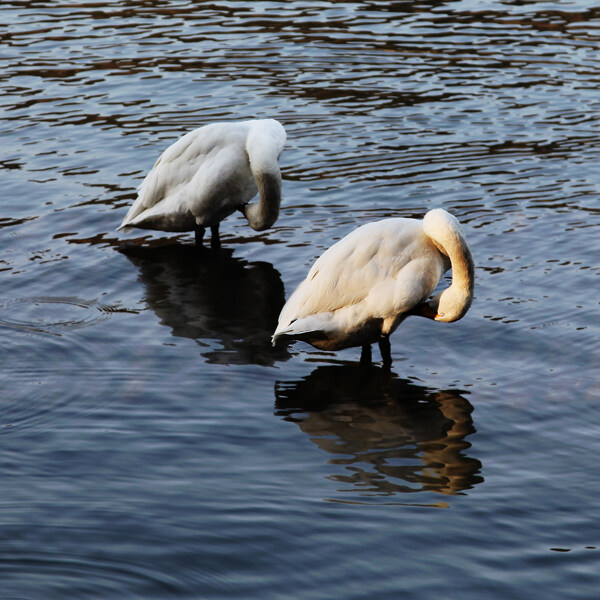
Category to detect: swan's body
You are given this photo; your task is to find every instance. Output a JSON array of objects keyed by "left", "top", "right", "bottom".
[
  {"left": 118, "top": 119, "right": 286, "bottom": 247},
  {"left": 272, "top": 209, "right": 474, "bottom": 366}
]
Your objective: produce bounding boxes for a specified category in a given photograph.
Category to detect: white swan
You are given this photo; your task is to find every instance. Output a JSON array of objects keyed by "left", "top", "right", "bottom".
[
  {"left": 118, "top": 119, "right": 286, "bottom": 247},
  {"left": 272, "top": 209, "right": 474, "bottom": 366}
]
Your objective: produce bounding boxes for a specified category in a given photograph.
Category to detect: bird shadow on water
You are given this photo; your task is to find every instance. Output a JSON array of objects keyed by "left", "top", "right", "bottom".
[
  {"left": 119, "top": 242, "right": 290, "bottom": 366},
  {"left": 275, "top": 364, "right": 483, "bottom": 502}
]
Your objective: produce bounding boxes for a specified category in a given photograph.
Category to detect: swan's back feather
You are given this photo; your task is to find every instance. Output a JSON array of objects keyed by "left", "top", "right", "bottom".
[
  {"left": 275, "top": 218, "right": 447, "bottom": 346},
  {"left": 118, "top": 119, "right": 285, "bottom": 231}
]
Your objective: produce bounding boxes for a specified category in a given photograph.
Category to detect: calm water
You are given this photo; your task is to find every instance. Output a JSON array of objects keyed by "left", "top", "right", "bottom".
[{"left": 1, "top": 1, "right": 599, "bottom": 598}]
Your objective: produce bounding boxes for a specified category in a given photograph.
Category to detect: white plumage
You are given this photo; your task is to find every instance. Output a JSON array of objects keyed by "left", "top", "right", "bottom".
[
  {"left": 118, "top": 119, "right": 286, "bottom": 247},
  {"left": 272, "top": 209, "right": 474, "bottom": 366}
]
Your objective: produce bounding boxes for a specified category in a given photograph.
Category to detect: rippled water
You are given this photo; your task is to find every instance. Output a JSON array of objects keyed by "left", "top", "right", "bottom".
[{"left": 1, "top": 1, "right": 599, "bottom": 598}]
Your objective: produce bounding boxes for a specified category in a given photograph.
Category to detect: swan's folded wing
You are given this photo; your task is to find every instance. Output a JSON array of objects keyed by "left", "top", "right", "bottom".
[
  {"left": 275, "top": 218, "right": 438, "bottom": 337},
  {"left": 119, "top": 123, "right": 250, "bottom": 229}
]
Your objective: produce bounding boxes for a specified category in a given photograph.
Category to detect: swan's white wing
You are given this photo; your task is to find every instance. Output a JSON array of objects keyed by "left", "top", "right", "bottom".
[
  {"left": 274, "top": 218, "right": 446, "bottom": 341},
  {"left": 278, "top": 219, "right": 423, "bottom": 320},
  {"left": 118, "top": 122, "right": 253, "bottom": 230}
]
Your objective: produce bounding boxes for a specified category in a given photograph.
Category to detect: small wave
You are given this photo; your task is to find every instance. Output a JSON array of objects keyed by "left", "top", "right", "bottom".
[
  {"left": 0, "top": 549, "right": 183, "bottom": 598},
  {"left": 0, "top": 296, "right": 112, "bottom": 336}
]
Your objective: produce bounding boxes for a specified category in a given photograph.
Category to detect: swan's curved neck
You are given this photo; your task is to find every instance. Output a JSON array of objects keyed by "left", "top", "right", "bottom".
[
  {"left": 440, "top": 234, "right": 474, "bottom": 319},
  {"left": 244, "top": 171, "right": 281, "bottom": 231},
  {"left": 244, "top": 123, "right": 283, "bottom": 231},
  {"left": 420, "top": 211, "right": 475, "bottom": 322}
]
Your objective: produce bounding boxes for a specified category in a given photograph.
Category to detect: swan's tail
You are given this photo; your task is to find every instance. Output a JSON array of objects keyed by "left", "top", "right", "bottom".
[
  {"left": 272, "top": 316, "right": 330, "bottom": 347},
  {"left": 271, "top": 327, "right": 310, "bottom": 347}
]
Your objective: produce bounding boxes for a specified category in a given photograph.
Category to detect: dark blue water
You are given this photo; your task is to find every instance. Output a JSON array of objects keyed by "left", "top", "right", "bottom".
[{"left": 1, "top": 1, "right": 599, "bottom": 598}]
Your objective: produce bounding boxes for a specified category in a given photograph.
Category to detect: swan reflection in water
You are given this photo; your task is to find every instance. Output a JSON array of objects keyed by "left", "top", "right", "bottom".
[
  {"left": 275, "top": 364, "right": 483, "bottom": 498},
  {"left": 120, "top": 242, "right": 289, "bottom": 365}
]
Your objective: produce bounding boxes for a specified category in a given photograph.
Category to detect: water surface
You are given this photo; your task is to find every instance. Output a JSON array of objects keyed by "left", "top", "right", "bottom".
[{"left": 1, "top": 1, "right": 599, "bottom": 598}]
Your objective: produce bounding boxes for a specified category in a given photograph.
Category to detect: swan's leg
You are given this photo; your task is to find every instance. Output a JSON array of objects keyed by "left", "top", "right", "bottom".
[
  {"left": 194, "top": 226, "right": 206, "bottom": 246},
  {"left": 210, "top": 224, "right": 221, "bottom": 249},
  {"left": 360, "top": 344, "right": 372, "bottom": 365},
  {"left": 379, "top": 336, "right": 392, "bottom": 368}
]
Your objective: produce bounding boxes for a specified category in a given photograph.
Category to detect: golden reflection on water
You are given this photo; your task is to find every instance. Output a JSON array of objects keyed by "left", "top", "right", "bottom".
[{"left": 276, "top": 363, "right": 483, "bottom": 499}]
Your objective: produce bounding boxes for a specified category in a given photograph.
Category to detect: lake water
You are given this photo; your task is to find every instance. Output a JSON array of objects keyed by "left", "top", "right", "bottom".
[{"left": 1, "top": 1, "right": 599, "bottom": 598}]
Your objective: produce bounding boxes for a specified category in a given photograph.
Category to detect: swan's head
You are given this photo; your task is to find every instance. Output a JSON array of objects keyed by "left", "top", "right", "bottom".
[
  {"left": 243, "top": 202, "right": 279, "bottom": 231},
  {"left": 428, "top": 285, "right": 473, "bottom": 322}
]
